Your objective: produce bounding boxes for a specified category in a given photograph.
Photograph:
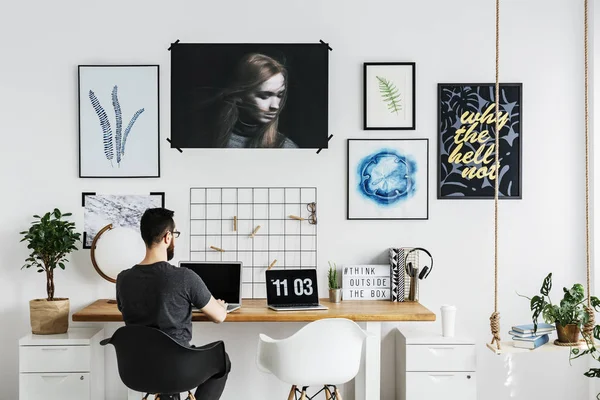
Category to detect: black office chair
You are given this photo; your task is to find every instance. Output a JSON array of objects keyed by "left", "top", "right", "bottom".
[{"left": 101, "top": 325, "right": 227, "bottom": 400}]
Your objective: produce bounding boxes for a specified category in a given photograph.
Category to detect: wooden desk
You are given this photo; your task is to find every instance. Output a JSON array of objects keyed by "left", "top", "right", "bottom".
[
  {"left": 73, "top": 298, "right": 435, "bottom": 323},
  {"left": 74, "top": 299, "right": 435, "bottom": 400}
]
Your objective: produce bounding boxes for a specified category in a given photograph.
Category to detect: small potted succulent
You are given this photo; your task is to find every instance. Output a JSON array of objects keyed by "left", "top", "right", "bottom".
[
  {"left": 519, "top": 273, "right": 600, "bottom": 344},
  {"left": 20, "top": 209, "right": 81, "bottom": 334},
  {"left": 328, "top": 261, "right": 342, "bottom": 303}
]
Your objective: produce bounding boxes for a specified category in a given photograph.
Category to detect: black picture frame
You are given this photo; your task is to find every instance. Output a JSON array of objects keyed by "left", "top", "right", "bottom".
[
  {"left": 347, "top": 139, "right": 429, "bottom": 220},
  {"left": 170, "top": 43, "right": 329, "bottom": 149},
  {"left": 82, "top": 191, "right": 165, "bottom": 249},
  {"left": 437, "top": 83, "right": 523, "bottom": 199},
  {"left": 78, "top": 64, "right": 160, "bottom": 178},
  {"left": 363, "top": 62, "right": 416, "bottom": 130}
]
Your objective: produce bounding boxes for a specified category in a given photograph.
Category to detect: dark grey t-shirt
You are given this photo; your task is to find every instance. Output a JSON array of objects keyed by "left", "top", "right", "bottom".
[{"left": 116, "top": 261, "right": 211, "bottom": 346}]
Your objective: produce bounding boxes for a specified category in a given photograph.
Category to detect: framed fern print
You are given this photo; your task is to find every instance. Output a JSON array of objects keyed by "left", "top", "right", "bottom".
[
  {"left": 438, "top": 83, "right": 522, "bottom": 199},
  {"left": 78, "top": 65, "right": 160, "bottom": 178},
  {"left": 363, "top": 62, "right": 415, "bottom": 130}
]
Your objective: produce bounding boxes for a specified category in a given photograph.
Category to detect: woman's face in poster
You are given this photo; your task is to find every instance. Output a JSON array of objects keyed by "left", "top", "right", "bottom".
[{"left": 240, "top": 72, "right": 285, "bottom": 125}]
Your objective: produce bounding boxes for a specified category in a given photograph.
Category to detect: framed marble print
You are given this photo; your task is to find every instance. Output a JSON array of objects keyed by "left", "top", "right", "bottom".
[
  {"left": 347, "top": 139, "right": 428, "bottom": 220},
  {"left": 82, "top": 192, "right": 165, "bottom": 248}
]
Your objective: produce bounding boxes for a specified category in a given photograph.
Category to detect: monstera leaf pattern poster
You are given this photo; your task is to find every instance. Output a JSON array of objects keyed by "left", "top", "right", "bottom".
[
  {"left": 347, "top": 139, "right": 428, "bottom": 220},
  {"left": 438, "top": 83, "right": 522, "bottom": 199}
]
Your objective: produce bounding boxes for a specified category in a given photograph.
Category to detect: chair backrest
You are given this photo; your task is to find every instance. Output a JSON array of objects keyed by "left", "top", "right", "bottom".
[
  {"left": 101, "top": 325, "right": 226, "bottom": 394},
  {"left": 256, "top": 318, "right": 369, "bottom": 386}
]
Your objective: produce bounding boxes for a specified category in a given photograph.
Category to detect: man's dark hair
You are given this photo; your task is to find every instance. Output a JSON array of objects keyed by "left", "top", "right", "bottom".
[{"left": 140, "top": 208, "right": 175, "bottom": 248}]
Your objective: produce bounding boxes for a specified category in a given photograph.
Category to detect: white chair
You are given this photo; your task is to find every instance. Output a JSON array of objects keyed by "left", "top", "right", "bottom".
[{"left": 256, "top": 318, "right": 372, "bottom": 400}]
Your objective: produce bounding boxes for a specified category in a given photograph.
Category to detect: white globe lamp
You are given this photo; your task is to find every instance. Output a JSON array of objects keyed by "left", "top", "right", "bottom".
[{"left": 90, "top": 225, "right": 146, "bottom": 303}]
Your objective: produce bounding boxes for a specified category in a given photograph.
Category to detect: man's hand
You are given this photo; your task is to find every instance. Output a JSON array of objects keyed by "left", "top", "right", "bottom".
[{"left": 216, "top": 299, "right": 228, "bottom": 309}]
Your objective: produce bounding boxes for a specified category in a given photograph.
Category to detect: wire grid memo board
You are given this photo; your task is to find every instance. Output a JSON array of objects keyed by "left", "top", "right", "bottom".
[{"left": 189, "top": 187, "right": 318, "bottom": 299}]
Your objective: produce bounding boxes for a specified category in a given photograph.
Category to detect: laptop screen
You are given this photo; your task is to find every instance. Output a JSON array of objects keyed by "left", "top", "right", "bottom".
[
  {"left": 266, "top": 269, "right": 319, "bottom": 305},
  {"left": 180, "top": 262, "right": 241, "bottom": 304}
]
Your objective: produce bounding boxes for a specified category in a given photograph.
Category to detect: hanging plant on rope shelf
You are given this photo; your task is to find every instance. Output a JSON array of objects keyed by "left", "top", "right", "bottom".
[{"left": 517, "top": 273, "right": 600, "bottom": 344}]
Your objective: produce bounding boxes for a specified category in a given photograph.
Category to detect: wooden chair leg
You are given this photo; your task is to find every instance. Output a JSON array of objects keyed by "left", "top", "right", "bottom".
[
  {"left": 188, "top": 391, "right": 196, "bottom": 400},
  {"left": 325, "top": 385, "right": 332, "bottom": 400},
  {"left": 287, "top": 385, "right": 297, "bottom": 400},
  {"left": 334, "top": 388, "right": 342, "bottom": 400},
  {"left": 299, "top": 388, "right": 307, "bottom": 400}
]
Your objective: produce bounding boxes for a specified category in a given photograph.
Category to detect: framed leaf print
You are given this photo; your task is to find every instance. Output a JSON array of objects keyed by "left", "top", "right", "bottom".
[
  {"left": 438, "top": 83, "right": 522, "bottom": 199},
  {"left": 363, "top": 62, "right": 415, "bottom": 130},
  {"left": 78, "top": 65, "right": 160, "bottom": 178}
]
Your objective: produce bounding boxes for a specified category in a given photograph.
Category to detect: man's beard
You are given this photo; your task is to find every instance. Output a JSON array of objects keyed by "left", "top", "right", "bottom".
[{"left": 167, "top": 241, "right": 175, "bottom": 261}]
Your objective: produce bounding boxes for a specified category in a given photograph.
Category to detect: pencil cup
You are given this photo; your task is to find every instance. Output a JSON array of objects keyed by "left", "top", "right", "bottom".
[{"left": 441, "top": 305, "right": 457, "bottom": 337}]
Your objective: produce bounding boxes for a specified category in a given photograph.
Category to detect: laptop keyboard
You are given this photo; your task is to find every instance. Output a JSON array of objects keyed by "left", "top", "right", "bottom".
[{"left": 192, "top": 304, "right": 239, "bottom": 312}]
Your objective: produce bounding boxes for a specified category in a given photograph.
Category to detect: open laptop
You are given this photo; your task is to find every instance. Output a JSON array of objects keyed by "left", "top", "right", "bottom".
[
  {"left": 180, "top": 261, "right": 242, "bottom": 313},
  {"left": 266, "top": 269, "right": 328, "bottom": 311}
]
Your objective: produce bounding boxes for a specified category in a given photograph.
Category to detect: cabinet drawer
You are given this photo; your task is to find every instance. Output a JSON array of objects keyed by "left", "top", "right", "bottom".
[
  {"left": 20, "top": 346, "right": 90, "bottom": 373},
  {"left": 405, "top": 344, "right": 475, "bottom": 371},
  {"left": 19, "top": 373, "right": 90, "bottom": 400},
  {"left": 406, "top": 372, "right": 476, "bottom": 400}
]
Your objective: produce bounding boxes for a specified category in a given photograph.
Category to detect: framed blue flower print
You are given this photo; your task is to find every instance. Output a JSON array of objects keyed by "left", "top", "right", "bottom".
[{"left": 347, "top": 139, "right": 429, "bottom": 220}]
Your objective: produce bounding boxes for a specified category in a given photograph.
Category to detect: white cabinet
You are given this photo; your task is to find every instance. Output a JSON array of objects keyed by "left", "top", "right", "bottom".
[
  {"left": 395, "top": 329, "right": 476, "bottom": 400},
  {"left": 19, "top": 327, "right": 104, "bottom": 400}
]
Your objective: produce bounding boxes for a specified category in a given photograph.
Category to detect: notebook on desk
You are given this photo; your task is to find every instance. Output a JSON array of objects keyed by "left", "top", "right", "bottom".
[
  {"left": 180, "top": 261, "right": 242, "bottom": 313},
  {"left": 266, "top": 269, "right": 328, "bottom": 311}
]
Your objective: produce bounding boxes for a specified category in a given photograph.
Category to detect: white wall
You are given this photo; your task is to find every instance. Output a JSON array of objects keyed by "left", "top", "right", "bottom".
[{"left": 0, "top": 0, "right": 595, "bottom": 399}]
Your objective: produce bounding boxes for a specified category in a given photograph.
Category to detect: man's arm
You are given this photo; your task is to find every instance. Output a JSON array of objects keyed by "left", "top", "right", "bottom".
[
  {"left": 186, "top": 269, "right": 227, "bottom": 323},
  {"left": 200, "top": 297, "right": 227, "bottom": 323}
]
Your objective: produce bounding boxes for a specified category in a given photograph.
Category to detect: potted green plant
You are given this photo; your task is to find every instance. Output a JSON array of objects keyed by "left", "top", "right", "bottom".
[
  {"left": 20, "top": 209, "right": 81, "bottom": 334},
  {"left": 519, "top": 273, "right": 599, "bottom": 344},
  {"left": 571, "top": 316, "right": 600, "bottom": 392},
  {"left": 328, "top": 261, "right": 341, "bottom": 303}
]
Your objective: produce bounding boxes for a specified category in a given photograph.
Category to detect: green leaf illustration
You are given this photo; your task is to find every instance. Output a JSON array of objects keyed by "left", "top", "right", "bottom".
[{"left": 376, "top": 76, "right": 402, "bottom": 114}]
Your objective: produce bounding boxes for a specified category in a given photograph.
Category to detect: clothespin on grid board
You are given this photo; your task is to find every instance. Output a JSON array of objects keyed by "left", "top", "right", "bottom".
[{"left": 288, "top": 202, "right": 317, "bottom": 225}]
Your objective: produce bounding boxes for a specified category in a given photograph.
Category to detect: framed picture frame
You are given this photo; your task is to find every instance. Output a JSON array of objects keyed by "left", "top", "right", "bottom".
[
  {"left": 82, "top": 192, "right": 165, "bottom": 249},
  {"left": 170, "top": 43, "right": 329, "bottom": 149},
  {"left": 78, "top": 65, "right": 160, "bottom": 178},
  {"left": 347, "top": 139, "right": 428, "bottom": 220},
  {"left": 363, "top": 62, "right": 416, "bottom": 130},
  {"left": 438, "top": 83, "right": 522, "bottom": 199}
]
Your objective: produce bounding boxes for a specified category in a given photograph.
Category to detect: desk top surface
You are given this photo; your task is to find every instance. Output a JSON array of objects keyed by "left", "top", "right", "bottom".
[{"left": 73, "top": 299, "right": 436, "bottom": 322}]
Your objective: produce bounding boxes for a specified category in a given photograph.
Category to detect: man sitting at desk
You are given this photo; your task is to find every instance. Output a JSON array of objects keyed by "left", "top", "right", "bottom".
[{"left": 116, "top": 207, "right": 231, "bottom": 400}]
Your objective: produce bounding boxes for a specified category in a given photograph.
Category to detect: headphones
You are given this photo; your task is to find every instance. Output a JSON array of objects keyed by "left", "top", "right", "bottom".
[{"left": 404, "top": 247, "right": 434, "bottom": 280}]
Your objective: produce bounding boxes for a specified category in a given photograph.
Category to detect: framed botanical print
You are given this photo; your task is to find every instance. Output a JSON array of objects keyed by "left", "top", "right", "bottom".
[
  {"left": 438, "top": 83, "right": 522, "bottom": 199},
  {"left": 78, "top": 65, "right": 160, "bottom": 178},
  {"left": 363, "top": 62, "right": 416, "bottom": 130},
  {"left": 347, "top": 139, "right": 428, "bottom": 220}
]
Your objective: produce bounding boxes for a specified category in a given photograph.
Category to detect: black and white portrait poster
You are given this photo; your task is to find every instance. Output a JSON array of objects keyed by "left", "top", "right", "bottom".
[
  {"left": 438, "top": 83, "right": 522, "bottom": 199},
  {"left": 171, "top": 43, "right": 329, "bottom": 149}
]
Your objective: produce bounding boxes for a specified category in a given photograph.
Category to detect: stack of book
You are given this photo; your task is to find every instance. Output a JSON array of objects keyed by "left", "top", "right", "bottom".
[{"left": 509, "top": 323, "right": 555, "bottom": 349}]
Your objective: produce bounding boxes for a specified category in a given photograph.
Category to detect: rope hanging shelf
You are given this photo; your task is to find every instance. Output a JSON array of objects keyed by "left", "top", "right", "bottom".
[{"left": 486, "top": 0, "right": 594, "bottom": 355}]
